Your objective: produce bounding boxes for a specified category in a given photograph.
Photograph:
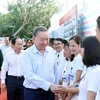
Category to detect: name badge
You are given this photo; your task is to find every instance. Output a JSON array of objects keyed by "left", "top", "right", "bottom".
[
  {"left": 69, "top": 74, "right": 74, "bottom": 80},
  {"left": 62, "top": 77, "right": 67, "bottom": 82}
]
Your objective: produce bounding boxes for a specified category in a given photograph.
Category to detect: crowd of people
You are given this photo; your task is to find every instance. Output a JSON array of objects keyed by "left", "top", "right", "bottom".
[{"left": 0, "top": 16, "right": 100, "bottom": 100}]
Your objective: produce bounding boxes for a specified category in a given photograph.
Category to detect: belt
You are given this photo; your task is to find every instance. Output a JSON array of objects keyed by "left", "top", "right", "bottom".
[
  {"left": 8, "top": 75, "right": 24, "bottom": 79},
  {"left": 25, "top": 88, "right": 50, "bottom": 93},
  {"left": 36, "top": 88, "right": 46, "bottom": 92}
]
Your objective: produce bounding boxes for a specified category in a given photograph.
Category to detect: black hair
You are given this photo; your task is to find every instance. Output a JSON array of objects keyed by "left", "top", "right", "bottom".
[
  {"left": 54, "top": 38, "right": 65, "bottom": 44},
  {"left": 26, "top": 39, "right": 32, "bottom": 42},
  {"left": 69, "top": 35, "right": 82, "bottom": 45},
  {"left": 49, "top": 38, "right": 55, "bottom": 45},
  {"left": 9, "top": 36, "right": 14, "bottom": 41},
  {"left": 96, "top": 16, "right": 100, "bottom": 30},
  {"left": 32, "top": 26, "right": 48, "bottom": 37},
  {"left": 64, "top": 42, "right": 75, "bottom": 61},
  {"left": 63, "top": 39, "right": 68, "bottom": 44},
  {"left": 11, "top": 36, "right": 20, "bottom": 45},
  {"left": 80, "top": 36, "right": 100, "bottom": 67}
]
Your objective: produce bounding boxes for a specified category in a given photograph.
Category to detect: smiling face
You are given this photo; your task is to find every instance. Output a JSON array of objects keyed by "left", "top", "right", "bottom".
[
  {"left": 13, "top": 38, "right": 23, "bottom": 53},
  {"left": 33, "top": 31, "right": 49, "bottom": 51},
  {"left": 63, "top": 45, "right": 71, "bottom": 60},
  {"left": 53, "top": 40, "right": 64, "bottom": 53},
  {"left": 69, "top": 40, "right": 80, "bottom": 56}
]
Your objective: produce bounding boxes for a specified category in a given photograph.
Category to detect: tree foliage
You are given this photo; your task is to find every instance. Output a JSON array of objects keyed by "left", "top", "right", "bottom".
[{"left": 0, "top": 0, "right": 58, "bottom": 38}]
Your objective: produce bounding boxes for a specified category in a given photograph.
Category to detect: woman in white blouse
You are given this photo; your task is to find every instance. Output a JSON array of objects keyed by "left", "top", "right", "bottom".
[
  {"left": 55, "top": 36, "right": 100, "bottom": 100},
  {"left": 96, "top": 84, "right": 100, "bottom": 100},
  {"left": 95, "top": 15, "right": 100, "bottom": 100},
  {"left": 66, "top": 35, "right": 84, "bottom": 100},
  {"left": 58, "top": 41, "right": 74, "bottom": 100},
  {"left": 78, "top": 36, "right": 100, "bottom": 100},
  {"left": 59, "top": 41, "right": 74, "bottom": 86},
  {"left": 56, "top": 35, "right": 85, "bottom": 100}
]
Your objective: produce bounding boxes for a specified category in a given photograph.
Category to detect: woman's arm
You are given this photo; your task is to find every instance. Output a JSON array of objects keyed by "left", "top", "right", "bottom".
[
  {"left": 55, "top": 85, "right": 79, "bottom": 94},
  {"left": 74, "top": 70, "right": 82, "bottom": 83},
  {"left": 66, "top": 87, "right": 79, "bottom": 94},
  {"left": 87, "top": 91, "right": 96, "bottom": 100}
]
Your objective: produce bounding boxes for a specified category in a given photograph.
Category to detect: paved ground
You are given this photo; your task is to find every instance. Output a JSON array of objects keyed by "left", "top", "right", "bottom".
[
  {"left": 0, "top": 89, "right": 7, "bottom": 100},
  {"left": 0, "top": 72, "right": 7, "bottom": 100}
]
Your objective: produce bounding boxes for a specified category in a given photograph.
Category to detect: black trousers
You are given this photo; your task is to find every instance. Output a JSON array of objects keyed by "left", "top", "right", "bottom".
[
  {"left": 7, "top": 75, "right": 24, "bottom": 100},
  {"left": 24, "top": 88, "right": 55, "bottom": 100}
]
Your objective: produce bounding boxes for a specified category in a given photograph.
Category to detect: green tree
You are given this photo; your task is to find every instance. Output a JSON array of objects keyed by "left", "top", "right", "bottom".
[{"left": 0, "top": 0, "right": 58, "bottom": 38}]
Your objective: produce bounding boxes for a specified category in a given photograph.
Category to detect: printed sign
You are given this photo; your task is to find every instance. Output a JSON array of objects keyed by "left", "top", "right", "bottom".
[{"left": 59, "top": 5, "right": 77, "bottom": 40}]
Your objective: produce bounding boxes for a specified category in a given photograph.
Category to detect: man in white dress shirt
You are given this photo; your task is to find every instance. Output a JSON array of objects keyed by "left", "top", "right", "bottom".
[
  {"left": 1, "top": 37, "right": 24, "bottom": 100},
  {"left": 53, "top": 38, "right": 66, "bottom": 100},
  {"left": 22, "top": 26, "right": 57, "bottom": 100},
  {"left": 1, "top": 37, "right": 10, "bottom": 57},
  {"left": 3, "top": 36, "right": 14, "bottom": 56},
  {"left": 53, "top": 38, "right": 66, "bottom": 85}
]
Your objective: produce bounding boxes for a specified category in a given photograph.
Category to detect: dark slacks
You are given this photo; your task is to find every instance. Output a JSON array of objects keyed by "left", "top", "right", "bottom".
[
  {"left": 7, "top": 75, "right": 24, "bottom": 100},
  {"left": 24, "top": 87, "right": 55, "bottom": 100}
]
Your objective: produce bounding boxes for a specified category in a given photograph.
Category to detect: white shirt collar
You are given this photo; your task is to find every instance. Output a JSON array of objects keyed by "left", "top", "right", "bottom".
[
  {"left": 12, "top": 49, "right": 24, "bottom": 54},
  {"left": 56, "top": 49, "right": 64, "bottom": 56},
  {"left": 32, "top": 44, "right": 49, "bottom": 54}
]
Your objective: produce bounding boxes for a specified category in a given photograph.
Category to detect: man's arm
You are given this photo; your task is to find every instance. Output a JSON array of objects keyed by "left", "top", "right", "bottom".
[{"left": 22, "top": 52, "right": 56, "bottom": 91}]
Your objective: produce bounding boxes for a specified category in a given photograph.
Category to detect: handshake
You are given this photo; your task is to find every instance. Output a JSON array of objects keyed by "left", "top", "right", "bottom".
[{"left": 50, "top": 84, "right": 67, "bottom": 95}]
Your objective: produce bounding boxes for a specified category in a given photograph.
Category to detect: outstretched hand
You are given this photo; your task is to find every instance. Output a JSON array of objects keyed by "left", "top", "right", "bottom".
[
  {"left": 49, "top": 84, "right": 57, "bottom": 93},
  {"left": 54, "top": 85, "right": 68, "bottom": 95}
]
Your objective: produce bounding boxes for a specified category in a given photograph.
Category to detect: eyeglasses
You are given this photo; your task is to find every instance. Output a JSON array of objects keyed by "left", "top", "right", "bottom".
[{"left": 54, "top": 43, "right": 62, "bottom": 46}]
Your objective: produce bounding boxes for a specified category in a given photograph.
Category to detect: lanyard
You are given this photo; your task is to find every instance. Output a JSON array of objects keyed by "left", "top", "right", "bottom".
[{"left": 80, "top": 68, "right": 87, "bottom": 81}]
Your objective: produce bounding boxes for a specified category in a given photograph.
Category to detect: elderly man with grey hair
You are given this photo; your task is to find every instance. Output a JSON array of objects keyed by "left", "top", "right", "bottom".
[{"left": 22, "top": 26, "right": 57, "bottom": 100}]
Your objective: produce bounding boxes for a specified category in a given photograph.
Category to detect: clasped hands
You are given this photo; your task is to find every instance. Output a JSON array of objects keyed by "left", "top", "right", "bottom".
[{"left": 50, "top": 84, "right": 67, "bottom": 95}]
